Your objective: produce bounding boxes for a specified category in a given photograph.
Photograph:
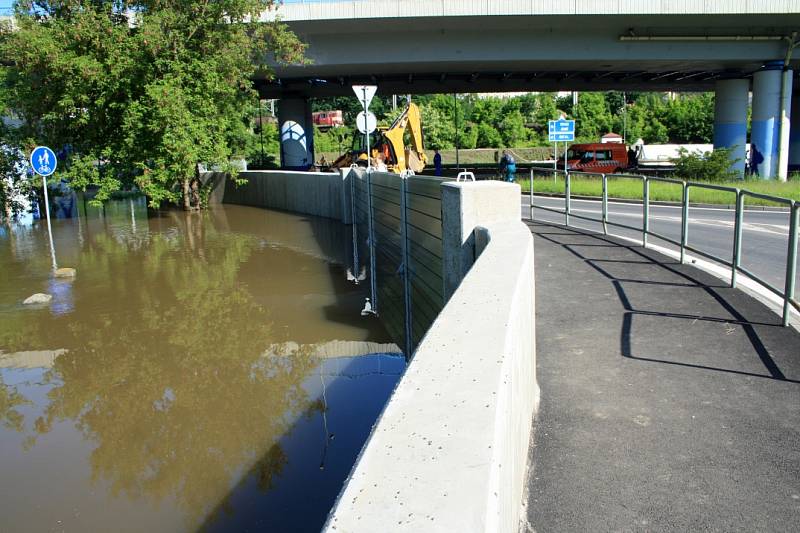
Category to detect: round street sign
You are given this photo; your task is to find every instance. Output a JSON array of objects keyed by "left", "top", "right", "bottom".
[
  {"left": 356, "top": 111, "right": 377, "bottom": 134},
  {"left": 30, "top": 146, "right": 57, "bottom": 177}
]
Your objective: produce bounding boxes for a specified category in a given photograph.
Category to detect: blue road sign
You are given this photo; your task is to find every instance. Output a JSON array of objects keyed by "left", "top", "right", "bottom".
[
  {"left": 30, "top": 146, "right": 57, "bottom": 176},
  {"left": 548, "top": 119, "right": 576, "bottom": 142}
]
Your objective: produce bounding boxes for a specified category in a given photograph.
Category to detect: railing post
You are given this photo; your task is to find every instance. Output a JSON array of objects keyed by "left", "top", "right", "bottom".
[
  {"left": 565, "top": 170, "right": 571, "bottom": 227},
  {"left": 529, "top": 167, "right": 534, "bottom": 221},
  {"left": 642, "top": 177, "right": 650, "bottom": 247},
  {"left": 731, "top": 190, "right": 744, "bottom": 289},
  {"left": 601, "top": 174, "right": 608, "bottom": 235},
  {"left": 399, "top": 174, "right": 413, "bottom": 353},
  {"left": 680, "top": 182, "right": 689, "bottom": 264},
  {"left": 366, "top": 170, "right": 378, "bottom": 313},
  {"left": 783, "top": 203, "right": 799, "bottom": 326}
]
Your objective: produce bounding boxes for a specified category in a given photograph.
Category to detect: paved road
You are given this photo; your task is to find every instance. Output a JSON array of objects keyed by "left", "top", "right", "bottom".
[{"left": 521, "top": 195, "right": 799, "bottom": 295}]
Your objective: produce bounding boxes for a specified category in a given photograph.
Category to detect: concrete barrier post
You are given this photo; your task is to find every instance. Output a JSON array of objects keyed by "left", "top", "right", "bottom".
[{"left": 442, "top": 181, "right": 522, "bottom": 301}]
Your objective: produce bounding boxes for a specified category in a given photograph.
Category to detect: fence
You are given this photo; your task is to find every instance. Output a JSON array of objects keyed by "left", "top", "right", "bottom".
[
  {"left": 349, "top": 168, "right": 447, "bottom": 353},
  {"left": 527, "top": 167, "right": 800, "bottom": 326}
]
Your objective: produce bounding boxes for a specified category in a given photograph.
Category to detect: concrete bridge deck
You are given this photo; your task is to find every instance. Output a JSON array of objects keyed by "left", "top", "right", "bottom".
[{"left": 526, "top": 221, "right": 800, "bottom": 531}]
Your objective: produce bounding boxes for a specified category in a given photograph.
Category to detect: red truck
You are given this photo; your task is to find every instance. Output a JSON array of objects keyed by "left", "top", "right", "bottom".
[
  {"left": 312, "top": 110, "right": 344, "bottom": 130},
  {"left": 559, "top": 143, "right": 635, "bottom": 174}
]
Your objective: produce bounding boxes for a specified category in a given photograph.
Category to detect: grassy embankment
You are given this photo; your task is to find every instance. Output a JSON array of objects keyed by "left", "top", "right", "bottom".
[{"left": 518, "top": 173, "right": 800, "bottom": 206}]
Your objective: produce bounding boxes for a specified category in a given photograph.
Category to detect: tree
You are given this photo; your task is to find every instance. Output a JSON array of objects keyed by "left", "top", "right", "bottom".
[
  {"left": 573, "top": 92, "right": 613, "bottom": 142},
  {"left": 499, "top": 110, "right": 528, "bottom": 147},
  {"left": 476, "top": 123, "right": 503, "bottom": 148},
  {"left": 2, "top": 1, "right": 306, "bottom": 210}
]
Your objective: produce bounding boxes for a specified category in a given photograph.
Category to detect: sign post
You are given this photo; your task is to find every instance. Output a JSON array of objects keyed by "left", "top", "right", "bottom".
[
  {"left": 548, "top": 118, "right": 576, "bottom": 179},
  {"left": 352, "top": 85, "right": 377, "bottom": 168},
  {"left": 30, "top": 146, "right": 58, "bottom": 271}
]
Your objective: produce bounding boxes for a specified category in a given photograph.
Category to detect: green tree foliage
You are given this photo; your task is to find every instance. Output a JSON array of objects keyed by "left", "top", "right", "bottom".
[
  {"left": 573, "top": 92, "right": 614, "bottom": 141},
  {"left": 1, "top": 0, "right": 306, "bottom": 210},
  {"left": 499, "top": 110, "right": 529, "bottom": 147},
  {"left": 673, "top": 147, "right": 739, "bottom": 182},
  {"left": 309, "top": 90, "right": 715, "bottom": 153},
  {"left": 476, "top": 123, "right": 503, "bottom": 148}
]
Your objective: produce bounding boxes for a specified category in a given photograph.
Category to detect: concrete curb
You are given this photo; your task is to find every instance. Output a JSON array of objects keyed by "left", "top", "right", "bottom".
[{"left": 526, "top": 192, "right": 792, "bottom": 212}]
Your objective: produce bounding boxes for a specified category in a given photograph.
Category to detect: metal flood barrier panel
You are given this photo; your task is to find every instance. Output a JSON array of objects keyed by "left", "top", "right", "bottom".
[{"left": 350, "top": 169, "right": 446, "bottom": 354}]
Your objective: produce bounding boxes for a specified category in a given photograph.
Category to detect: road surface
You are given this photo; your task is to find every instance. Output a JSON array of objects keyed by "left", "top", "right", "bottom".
[{"left": 521, "top": 195, "right": 799, "bottom": 296}]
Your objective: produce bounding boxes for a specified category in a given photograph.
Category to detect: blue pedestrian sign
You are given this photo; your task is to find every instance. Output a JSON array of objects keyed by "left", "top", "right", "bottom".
[
  {"left": 30, "top": 146, "right": 57, "bottom": 176},
  {"left": 548, "top": 119, "right": 576, "bottom": 142}
]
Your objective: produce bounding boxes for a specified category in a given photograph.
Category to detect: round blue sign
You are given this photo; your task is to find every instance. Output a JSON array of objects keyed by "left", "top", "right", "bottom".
[{"left": 30, "top": 146, "right": 57, "bottom": 177}]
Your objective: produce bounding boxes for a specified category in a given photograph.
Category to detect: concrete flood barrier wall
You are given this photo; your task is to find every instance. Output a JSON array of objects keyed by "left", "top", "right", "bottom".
[
  {"left": 350, "top": 168, "right": 446, "bottom": 352},
  {"left": 220, "top": 169, "right": 344, "bottom": 220},
  {"left": 325, "top": 181, "right": 538, "bottom": 532},
  {"left": 220, "top": 170, "right": 538, "bottom": 530}
]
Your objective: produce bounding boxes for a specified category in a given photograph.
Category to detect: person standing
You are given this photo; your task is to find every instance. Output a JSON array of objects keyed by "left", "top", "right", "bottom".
[
  {"left": 499, "top": 150, "right": 516, "bottom": 182},
  {"left": 433, "top": 148, "right": 443, "bottom": 176}
]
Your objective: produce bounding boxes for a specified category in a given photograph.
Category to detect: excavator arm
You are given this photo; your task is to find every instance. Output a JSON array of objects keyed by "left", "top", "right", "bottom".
[{"left": 383, "top": 103, "right": 428, "bottom": 174}]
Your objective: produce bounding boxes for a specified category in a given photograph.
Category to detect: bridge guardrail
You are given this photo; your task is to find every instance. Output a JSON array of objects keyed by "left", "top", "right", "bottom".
[{"left": 527, "top": 167, "right": 799, "bottom": 326}]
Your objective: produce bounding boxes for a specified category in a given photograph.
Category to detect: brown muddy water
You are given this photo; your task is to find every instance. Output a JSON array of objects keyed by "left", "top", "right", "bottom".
[{"left": 0, "top": 200, "right": 403, "bottom": 532}]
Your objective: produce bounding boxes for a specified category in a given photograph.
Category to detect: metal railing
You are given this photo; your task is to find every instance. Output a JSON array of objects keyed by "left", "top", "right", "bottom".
[{"left": 527, "top": 167, "right": 799, "bottom": 327}]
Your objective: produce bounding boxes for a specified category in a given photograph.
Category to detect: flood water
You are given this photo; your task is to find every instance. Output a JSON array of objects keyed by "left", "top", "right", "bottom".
[{"left": 0, "top": 201, "right": 402, "bottom": 532}]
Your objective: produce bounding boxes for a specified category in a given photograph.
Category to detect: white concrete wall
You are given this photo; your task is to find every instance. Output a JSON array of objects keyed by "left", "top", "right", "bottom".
[
  {"left": 324, "top": 182, "right": 538, "bottom": 532},
  {"left": 222, "top": 170, "right": 345, "bottom": 220}
]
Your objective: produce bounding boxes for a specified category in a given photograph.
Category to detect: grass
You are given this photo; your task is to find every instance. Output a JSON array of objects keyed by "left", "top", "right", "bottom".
[{"left": 515, "top": 173, "right": 800, "bottom": 207}]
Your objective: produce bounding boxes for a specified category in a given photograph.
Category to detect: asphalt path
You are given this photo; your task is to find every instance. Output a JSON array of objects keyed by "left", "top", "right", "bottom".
[{"left": 520, "top": 195, "right": 799, "bottom": 295}]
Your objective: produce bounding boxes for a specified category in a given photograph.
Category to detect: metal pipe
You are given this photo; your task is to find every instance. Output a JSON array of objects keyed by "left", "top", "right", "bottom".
[
  {"left": 732, "top": 190, "right": 744, "bottom": 289},
  {"left": 601, "top": 174, "right": 608, "bottom": 235},
  {"left": 783, "top": 204, "right": 799, "bottom": 326},
  {"left": 42, "top": 175, "right": 57, "bottom": 271},
  {"left": 350, "top": 171, "right": 359, "bottom": 277},
  {"left": 565, "top": 170, "right": 571, "bottom": 227},
  {"left": 680, "top": 182, "right": 689, "bottom": 263},
  {"left": 366, "top": 170, "right": 378, "bottom": 313},
  {"left": 529, "top": 167, "right": 534, "bottom": 221},
  {"left": 642, "top": 177, "right": 649, "bottom": 247}
]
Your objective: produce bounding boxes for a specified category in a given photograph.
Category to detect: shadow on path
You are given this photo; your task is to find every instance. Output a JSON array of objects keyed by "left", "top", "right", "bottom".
[{"left": 526, "top": 220, "right": 800, "bottom": 532}]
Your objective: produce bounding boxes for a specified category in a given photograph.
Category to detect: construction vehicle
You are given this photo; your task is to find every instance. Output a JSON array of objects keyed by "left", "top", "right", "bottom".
[
  {"left": 329, "top": 103, "right": 428, "bottom": 174},
  {"left": 559, "top": 140, "right": 718, "bottom": 174}
]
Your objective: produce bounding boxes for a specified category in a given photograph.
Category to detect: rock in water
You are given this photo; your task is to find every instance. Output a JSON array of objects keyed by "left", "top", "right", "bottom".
[
  {"left": 54, "top": 267, "right": 76, "bottom": 278},
  {"left": 23, "top": 293, "right": 52, "bottom": 305}
]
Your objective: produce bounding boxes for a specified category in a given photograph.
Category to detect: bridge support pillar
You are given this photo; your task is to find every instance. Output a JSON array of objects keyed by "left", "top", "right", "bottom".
[
  {"left": 278, "top": 97, "right": 314, "bottom": 170},
  {"left": 750, "top": 62, "right": 784, "bottom": 179},
  {"left": 713, "top": 79, "right": 749, "bottom": 177},
  {"left": 789, "top": 81, "right": 800, "bottom": 173}
]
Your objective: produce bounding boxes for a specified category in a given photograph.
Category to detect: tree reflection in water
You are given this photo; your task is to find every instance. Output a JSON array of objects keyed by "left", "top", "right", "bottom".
[{"left": 1, "top": 210, "right": 323, "bottom": 529}]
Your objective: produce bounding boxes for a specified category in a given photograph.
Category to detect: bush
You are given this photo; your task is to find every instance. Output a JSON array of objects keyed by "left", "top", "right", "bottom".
[{"left": 672, "top": 148, "right": 740, "bottom": 182}]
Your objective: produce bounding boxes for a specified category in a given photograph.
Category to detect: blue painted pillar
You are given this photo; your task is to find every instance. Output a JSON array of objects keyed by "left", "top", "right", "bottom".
[
  {"left": 713, "top": 79, "right": 749, "bottom": 177},
  {"left": 789, "top": 83, "right": 800, "bottom": 172},
  {"left": 278, "top": 97, "right": 314, "bottom": 170},
  {"left": 750, "top": 61, "right": 783, "bottom": 178}
]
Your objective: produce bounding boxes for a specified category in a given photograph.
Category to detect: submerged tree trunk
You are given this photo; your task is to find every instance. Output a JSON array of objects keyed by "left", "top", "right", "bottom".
[{"left": 182, "top": 177, "right": 192, "bottom": 211}]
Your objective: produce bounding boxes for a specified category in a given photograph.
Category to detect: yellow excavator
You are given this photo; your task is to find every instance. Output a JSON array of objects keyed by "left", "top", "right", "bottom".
[{"left": 329, "top": 103, "right": 428, "bottom": 174}]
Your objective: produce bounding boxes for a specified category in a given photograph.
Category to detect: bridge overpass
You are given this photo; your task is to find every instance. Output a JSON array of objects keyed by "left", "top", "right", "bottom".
[{"left": 261, "top": 0, "right": 800, "bottom": 180}]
